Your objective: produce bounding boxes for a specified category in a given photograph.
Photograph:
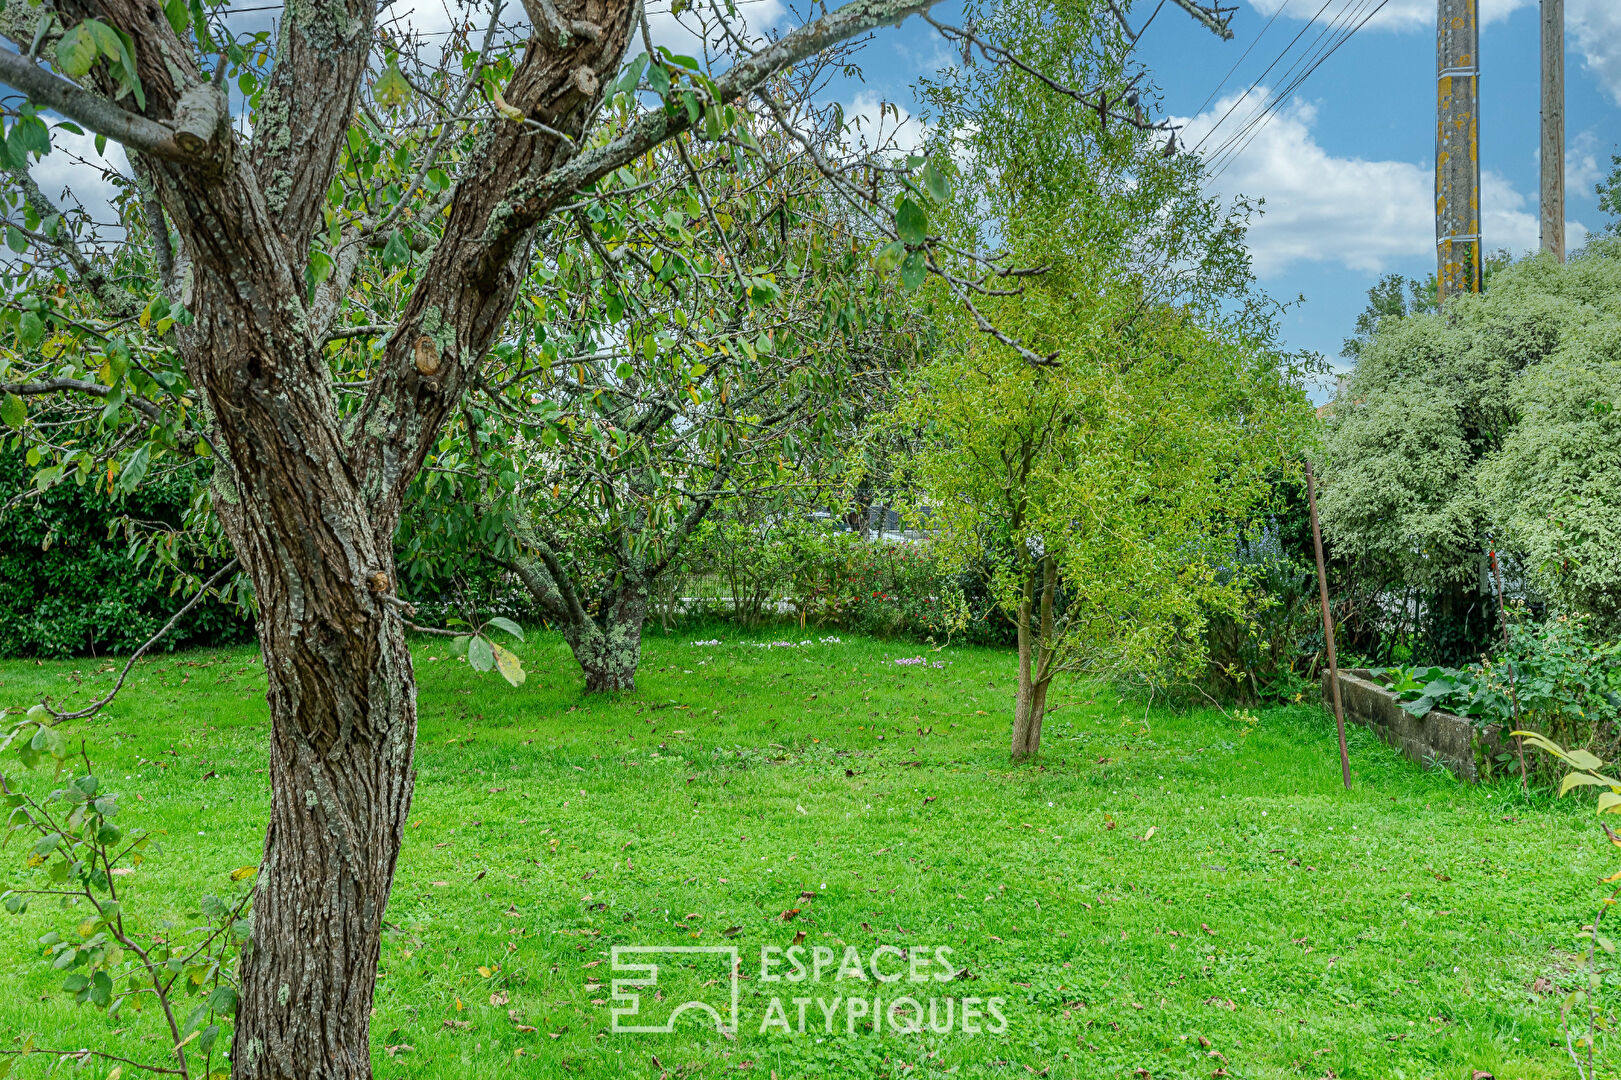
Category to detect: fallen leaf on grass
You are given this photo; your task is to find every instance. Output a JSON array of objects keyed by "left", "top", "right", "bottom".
[
  {"left": 444, "top": 1019, "right": 471, "bottom": 1030},
  {"left": 385, "top": 1044, "right": 414, "bottom": 1057}
]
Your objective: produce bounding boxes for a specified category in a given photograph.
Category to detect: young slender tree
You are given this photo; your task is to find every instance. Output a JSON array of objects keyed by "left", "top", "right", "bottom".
[{"left": 894, "top": 0, "right": 1314, "bottom": 760}]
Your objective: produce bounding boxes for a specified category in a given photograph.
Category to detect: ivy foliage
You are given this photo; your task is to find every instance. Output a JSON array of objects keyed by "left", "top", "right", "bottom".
[{"left": 0, "top": 448, "right": 249, "bottom": 658}]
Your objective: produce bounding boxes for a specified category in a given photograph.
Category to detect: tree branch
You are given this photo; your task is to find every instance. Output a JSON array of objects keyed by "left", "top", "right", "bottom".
[
  {"left": 0, "top": 46, "right": 192, "bottom": 160},
  {"left": 473, "top": 0, "right": 940, "bottom": 276}
]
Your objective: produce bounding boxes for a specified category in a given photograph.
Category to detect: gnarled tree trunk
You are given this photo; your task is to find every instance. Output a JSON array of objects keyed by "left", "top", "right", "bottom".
[
  {"left": 5, "top": 0, "right": 942, "bottom": 1072},
  {"left": 570, "top": 582, "right": 649, "bottom": 692},
  {"left": 508, "top": 551, "right": 649, "bottom": 692}
]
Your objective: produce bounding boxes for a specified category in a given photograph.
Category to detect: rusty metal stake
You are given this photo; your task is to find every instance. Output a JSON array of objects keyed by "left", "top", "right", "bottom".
[
  {"left": 1490, "top": 547, "right": 1527, "bottom": 791},
  {"left": 1306, "top": 460, "right": 1351, "bottom": 790}
]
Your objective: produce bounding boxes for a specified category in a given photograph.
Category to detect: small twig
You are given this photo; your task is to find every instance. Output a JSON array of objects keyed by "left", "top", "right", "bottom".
[{"left": 44, "top": 559, "right": 240, "bottom": 722}]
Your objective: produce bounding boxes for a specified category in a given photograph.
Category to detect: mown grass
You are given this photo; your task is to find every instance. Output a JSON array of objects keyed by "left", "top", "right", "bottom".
[{"left": 0, "top": 627, "right": 1602, "bottom": 1078}]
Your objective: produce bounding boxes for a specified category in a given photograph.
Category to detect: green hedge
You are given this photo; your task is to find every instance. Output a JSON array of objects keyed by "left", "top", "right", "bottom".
[{"left": 0, "top": 449, "right": 251, "bottom": 658}]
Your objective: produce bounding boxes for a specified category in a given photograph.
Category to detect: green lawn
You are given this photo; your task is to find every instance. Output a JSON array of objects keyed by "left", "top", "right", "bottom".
[{"left": 0, "top": 628, "right": 1602, "bottom": 1078}]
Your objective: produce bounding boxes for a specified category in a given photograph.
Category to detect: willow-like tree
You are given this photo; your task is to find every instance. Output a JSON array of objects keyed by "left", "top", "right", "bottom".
[
  {"left": 0, "top": 0, "right": 1238, "bottom": 1070},
  {"left": 892, "top": 0, "right": 1315, "bottom": 760}
]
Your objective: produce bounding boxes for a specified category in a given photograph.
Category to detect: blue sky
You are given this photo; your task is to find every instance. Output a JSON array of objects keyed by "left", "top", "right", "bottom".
[{"left": 817, "top": 0, "right": 1621, "bottom": 378}]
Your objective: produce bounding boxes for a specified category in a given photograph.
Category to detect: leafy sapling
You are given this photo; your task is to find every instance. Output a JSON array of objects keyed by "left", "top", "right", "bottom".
[{"left": 0, "top": 721, "right": 251, "bottom": 1079}]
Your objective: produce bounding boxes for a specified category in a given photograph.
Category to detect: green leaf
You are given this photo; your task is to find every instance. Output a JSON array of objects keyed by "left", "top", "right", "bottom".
[
  {"left": 1398, "top": 695, "right": 1435, "bottom": 718},
  {"left": 57, "top": 23, "right": 99, "bottom": 78},
  {"left": 17, "top": 311, "right": 44, "bottom": 349},
  {"left": 875, "top": 240, "right": 906, "bottom": 273},
  {"left": 899, "top": 250, "right": 926, "bottom": 292},
  {"left": 485, "top": 616, "right": 524, "bottom": 642},
  {"left": 0, "top": 394, "right": 24, "bottom": 430},
  {"left": 895, "top": 198, "right": 928, "bottom": 246},
  {"left": 922, "top": 160, "right": 950, "bottom": 202},
  {"left": 647, "top": 62, "right": 671, "bottom": 98},
  {"left": 163, "top": 0, "right": 189, "bottom": 34},
  {"left": 115, "top": 444, "right": 150, "bottom": 494},
  {"left": 614, "top": 53, "right": 649, "bottom": 95},
  {"left": 468, "top": 634, "right": 494, "bottom": 673},
  {"left": 381, "top": 230, "right": 411, "bottom": 267},
  {"left": 372, "top": 61, "right": 412, "bottom": 109}
]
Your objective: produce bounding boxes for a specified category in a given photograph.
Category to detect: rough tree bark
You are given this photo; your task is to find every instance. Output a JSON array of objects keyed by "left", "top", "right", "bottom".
[
  {"left": 508, "top": 551, "right": 649, "bottom": 692},
  {"left": 1011, "top": 554, "right": 1056, "bottom": 761},
  {"left": 3, "top": 0, "right": 938, "bottom": 1072}
]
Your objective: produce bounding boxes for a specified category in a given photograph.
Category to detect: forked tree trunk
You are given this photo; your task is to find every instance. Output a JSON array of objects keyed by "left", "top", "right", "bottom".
[
  {"left": 567, "top": 582, "right": 649, "bottom": 693},
  {"left": 509, "top": 553, "right": 650, "bottom": 692},
  {"left": 20, "top": 0, "right": 935, "bottom": 1073}
]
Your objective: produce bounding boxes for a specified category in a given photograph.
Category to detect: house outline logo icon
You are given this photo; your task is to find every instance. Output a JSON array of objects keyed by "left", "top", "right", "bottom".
[{"left": 610, "top": 945, "right": 740, "bottom": 1034}]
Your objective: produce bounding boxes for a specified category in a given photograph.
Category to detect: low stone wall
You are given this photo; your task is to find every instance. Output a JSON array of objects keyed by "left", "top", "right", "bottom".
[{"left": 1320, "top": 668, "right": 1510, "bottom": 783}]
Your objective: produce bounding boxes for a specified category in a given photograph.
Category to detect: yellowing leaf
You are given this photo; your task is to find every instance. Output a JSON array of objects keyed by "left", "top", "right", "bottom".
[
  {"left": 492, "top": 642, "right": 526, "bottom": 687},
  {"left": 372, "top": 62, "right": 412, "bottom": 109},
  {"left": 230, "top": 865, "right": 258, "bottom": 881},
  {"left": 1569, "top": 748, "right": 1607, "bottom": 772}
]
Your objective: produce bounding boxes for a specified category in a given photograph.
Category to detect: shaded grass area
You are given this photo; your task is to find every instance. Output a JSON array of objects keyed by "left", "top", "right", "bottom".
[{"left": 0, "top": 627, "right": 1599, "bottom": 1078}]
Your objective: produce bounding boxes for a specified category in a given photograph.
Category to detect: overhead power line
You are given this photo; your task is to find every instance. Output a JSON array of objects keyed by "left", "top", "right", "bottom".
[{"left": 1198, "top": 0, "right": 1390, "bottom": 182}]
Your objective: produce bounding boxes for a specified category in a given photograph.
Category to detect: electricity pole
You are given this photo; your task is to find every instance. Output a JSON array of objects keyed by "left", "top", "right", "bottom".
[
  {"left": 1436, "top": 0, "right": 1481, "bottom": 305},
  {"left": 1541, "top": 0, "right": 1565, "bottom": 262}
]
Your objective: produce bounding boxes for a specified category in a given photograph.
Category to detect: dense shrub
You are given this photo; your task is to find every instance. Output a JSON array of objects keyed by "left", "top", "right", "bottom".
[
  {"left": 1320, "top": 241, "right": 1621, "bottom": 660},
  {"left": 0, "top": 449, "right": 250, "bottom": 658},
  {"left": 673, "top": 519, "right": 1015, "bottom": 645}
]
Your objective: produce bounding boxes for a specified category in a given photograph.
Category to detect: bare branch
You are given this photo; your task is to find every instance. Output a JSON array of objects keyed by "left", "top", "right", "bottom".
[
  {"left": 44, "top": 559, "right": 240, "bottom": 722},
  {"left": 474, "top": 0, "right": 941, "bottom": 275}
]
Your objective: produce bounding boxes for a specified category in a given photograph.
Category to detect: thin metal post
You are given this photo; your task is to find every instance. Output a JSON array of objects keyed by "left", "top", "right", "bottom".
[
  {"left": 1490, "top": 548, "right": 1527, "bottom": 790},
  {"left": 1306, "top": 461, "right": 1351, "bottom": 789}
]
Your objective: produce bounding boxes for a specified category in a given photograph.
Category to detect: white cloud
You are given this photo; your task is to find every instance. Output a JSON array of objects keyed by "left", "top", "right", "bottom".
[
  {"left": 1566, "top": 129, "right": 1604, "bottom": 192},
  {"left": 642, "top": 0, "right": 788, "bottom": 64},
  {"left": 840, "top": 92, "right": 929, "bottom": 159},
  {"left": 1569, "top": 0, "right": 1621, "bottom": 105},
  {"left": 1178, "top": 88, "right": 1585, "bottom": 277},
  {"left": 1246, "top": 0, "right": 1531, "bottom": 33},
  {"left": 30, "top": 128, "right": 129, "bottom": 231}
]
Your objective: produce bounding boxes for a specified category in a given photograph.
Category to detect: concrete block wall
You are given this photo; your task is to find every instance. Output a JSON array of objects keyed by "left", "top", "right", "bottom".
[{"left": 1320, "top": 668, "right": 1512, "bottom": 783}]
